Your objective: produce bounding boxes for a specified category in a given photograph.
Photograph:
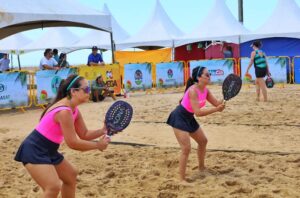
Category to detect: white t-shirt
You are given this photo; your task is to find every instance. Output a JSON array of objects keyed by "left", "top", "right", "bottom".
[{"left": 39, "top": 57, "right": 58, "bottom": 70}]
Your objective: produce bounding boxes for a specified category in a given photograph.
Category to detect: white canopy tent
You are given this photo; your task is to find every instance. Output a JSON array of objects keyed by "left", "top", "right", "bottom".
[
  {"left": 0, "top": 0, "right": 115, "bottom": 62},
  {"left": 0, "top": 33, "right": 32, "bottom": 53},
  {"left": 0, "top": 33, "right": 32, "bottom": 69},
  {"left": 117, "top": 0, "right": 184, "bottom": 50},
  {"left": 175, "top": 0, "right": 249, "bottom": 46},
  {"left": 22, "top": 27, "right": 80, "bottom": 52},
  {"left": 0, "top": 0, "right": 112, "bottom": 39},
  {"left": 241, "top": 0, "right": 300, "bottom": 42},
  {"left": 72, "top": 3, "right": 130, "bottom": 50}
]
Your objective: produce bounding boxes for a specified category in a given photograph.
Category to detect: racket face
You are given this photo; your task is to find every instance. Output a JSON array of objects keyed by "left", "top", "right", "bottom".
[
  {"left": 265, "top": 77, "right": 274, "bottom": 88},
  {"left": 222, "top": 74, "right": 242, "bottom": 101},
  {"left": 105, "top": 101, "right": 133, "bottom": 136}
]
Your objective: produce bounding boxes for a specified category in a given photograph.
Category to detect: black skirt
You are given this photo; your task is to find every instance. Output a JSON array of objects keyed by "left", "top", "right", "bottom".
[
  {"left": 166, "top": 105, "right": 199, "bottom": 133},
  {"left": 14, "top": 130, "right": 64, "bottom": 165}
]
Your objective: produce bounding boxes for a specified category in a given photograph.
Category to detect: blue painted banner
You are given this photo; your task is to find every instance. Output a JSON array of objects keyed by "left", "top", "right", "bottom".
[
  {"left": 0, "top": 72, "right": 29, "bottom": 109},
  {"left": 36, "top": 68, "right": 76, "bottom": 104},
  {"left": 124, "top": 63, "right": 152, "bottom": 91},
  {"left": 240, "top": 57, "right": 288, "bottom": 83},
  {"left": 293, "top": 57, "right": 300, "bottom": 84},
  {"left": 156, "top": 62, "right": 184, "bottom": 88},
  {"left": 189, "top": 59, "right": 235, "bottom": 84}
]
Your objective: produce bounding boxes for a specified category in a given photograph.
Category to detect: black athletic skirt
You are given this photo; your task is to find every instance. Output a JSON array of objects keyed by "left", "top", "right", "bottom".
[
  {"left": 255, "top": 66, "right": 267, "bottom": 78},
  {"left": 166, "top": 105, "right": 199, "bottom": 133},
  {"left": 14, "top": 130, "right": 64, "bottom": 165}
]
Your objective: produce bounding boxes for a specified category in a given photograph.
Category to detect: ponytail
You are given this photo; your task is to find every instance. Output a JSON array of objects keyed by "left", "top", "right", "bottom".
[
  {"left": 184, "top": 77, "right": 194, "bottom": 92},
  {"left": 40, "top": 74, "right": 84, "bottom": 120}
]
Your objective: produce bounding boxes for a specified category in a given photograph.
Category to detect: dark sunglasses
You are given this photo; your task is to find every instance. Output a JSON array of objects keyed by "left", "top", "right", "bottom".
[
  {"left": 73, "top": 86, "right": 90, "bottom": 94},
  {"left": 204, "top": 73, "right": 211, "bottom": 77}
]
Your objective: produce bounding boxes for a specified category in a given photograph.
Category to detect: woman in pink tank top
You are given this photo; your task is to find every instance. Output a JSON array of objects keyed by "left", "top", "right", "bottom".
[
  {"left": 167, "top": 66, "right": 225, "bottom": 184},
  {"left": 15, "top": 74, "right": 110, "bottom": 197}
]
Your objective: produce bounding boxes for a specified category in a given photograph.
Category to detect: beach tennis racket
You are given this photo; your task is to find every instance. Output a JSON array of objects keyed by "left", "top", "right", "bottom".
[
  {"left": 222, "top": 74, "right": 242, "bottom": 102},
  {"left": 105, "top": 101, "right": 133, "bottom": 137}
]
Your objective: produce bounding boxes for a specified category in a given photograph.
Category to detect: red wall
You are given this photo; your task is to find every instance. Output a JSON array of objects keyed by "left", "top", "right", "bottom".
[
  {"left": 174, "top": 43, "right": 205, "bottom": 62},
  {"left": 175, "top": 42, "right": 240, "bottom": 61},
  {"left": 205, "top": 43, "right": 239, "bottom": 59}
]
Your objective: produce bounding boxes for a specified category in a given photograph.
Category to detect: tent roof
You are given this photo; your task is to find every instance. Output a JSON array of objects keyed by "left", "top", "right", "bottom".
[
  {"left": 72, "top": 3, "right": 130, "bottom": 50},
  {"left": 117, "top": 0, "right": 184, "bottom": 49},
  {"left": 0, "top": 33, "right": 32, "bottom": 53},
  {"left": 0, "top": 0, "right": 111, "bottom": 40},
  {"left": 241, "top": 0, "right": 300, "bottom": 42},
  {"left": 22, "top": 27, "right": 80, "bottom": 51},
  {"left": 175, "top": 0, "right": 249, "bottom": 46}
]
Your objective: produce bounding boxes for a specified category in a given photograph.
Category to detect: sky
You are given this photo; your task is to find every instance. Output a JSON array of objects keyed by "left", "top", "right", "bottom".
[{"left": 8, "top": 0, "right": 300, "bottom": 67}]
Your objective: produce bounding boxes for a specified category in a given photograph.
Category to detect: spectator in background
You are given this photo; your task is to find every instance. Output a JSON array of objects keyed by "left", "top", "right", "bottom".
[
  {"left": 91, "top": 75, "right": 116, "bottom": 102},
  {"left": 53, "top": 49, "right": 59, "bottom": 62},
  {"left": 0, "top": 53, "right": 10, "bottom": 72},
  {"left": 87, "top": 46, "right": 105, "bottom": 66},
  {"left": 221, "top": 42, "right": 233, "bottom": 58},
  {"left": 57, "top": 53, "right": 70, "bottom": 68},
  {"left": 39, "top": 49, "right": 58, "bottom": 70}
]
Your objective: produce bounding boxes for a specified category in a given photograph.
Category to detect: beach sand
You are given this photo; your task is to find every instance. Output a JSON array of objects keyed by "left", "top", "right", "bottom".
[{"left": 0, "top": 84, "right": 299, "bottom": 197}]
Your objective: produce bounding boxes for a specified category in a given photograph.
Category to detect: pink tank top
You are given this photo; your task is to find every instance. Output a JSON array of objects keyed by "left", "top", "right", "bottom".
[
  {"left": 181, "top": 86, "right": 208, "bottom": 113},
  {"left": 36, "top": 106, "right": 78, "bottom": 144}
]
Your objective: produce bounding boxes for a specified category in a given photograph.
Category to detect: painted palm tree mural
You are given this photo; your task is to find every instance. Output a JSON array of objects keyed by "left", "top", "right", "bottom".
[
  {"left": 0, "top": 72, "right": 28, "bottom": 108},
  {"left": 222, "top": 59, "right": 234, "bottom": 71},
  {"left": 270, "top": 57, "right": 288, "bottom": 83},
  {"left": 14, "top": 72, "right": 27, "bottom": 87},
  {"left": 275, "top": 57, "right": 287, "bottom": 68}
]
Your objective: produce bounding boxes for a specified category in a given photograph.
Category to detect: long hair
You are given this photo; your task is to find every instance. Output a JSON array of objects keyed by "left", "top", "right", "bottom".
[
  {"left": 40, "top": 74, "right": 84, "bottom": 120},
  {"left": 179, "top": 66, "right": 206, "bottom": 103}
]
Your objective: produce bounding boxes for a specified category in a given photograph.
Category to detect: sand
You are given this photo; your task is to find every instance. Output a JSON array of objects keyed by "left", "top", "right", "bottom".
[{"left": 0, "top": 84, "right": 299, "bottom": 197}]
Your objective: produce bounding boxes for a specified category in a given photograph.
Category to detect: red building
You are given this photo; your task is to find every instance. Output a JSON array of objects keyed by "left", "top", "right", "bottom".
[{"left": 174, "top": 42, "right": 239, "bottom": 61}]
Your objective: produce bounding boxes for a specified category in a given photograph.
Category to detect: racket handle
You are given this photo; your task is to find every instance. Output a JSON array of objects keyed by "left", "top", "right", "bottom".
[{"left": 222, "top": 100, "right": 227, "bottom": 105}]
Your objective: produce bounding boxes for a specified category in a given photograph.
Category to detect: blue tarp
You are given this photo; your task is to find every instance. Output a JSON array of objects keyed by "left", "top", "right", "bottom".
[
  {"left": 240, "top": 37, "right": 300, "bottom": 57},
  {"left": 240, "top": 37, "right": 298, "bottom": 82}
]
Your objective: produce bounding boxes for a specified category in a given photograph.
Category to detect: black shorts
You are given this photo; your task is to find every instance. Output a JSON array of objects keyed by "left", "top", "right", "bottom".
[
  {"left": 14, "top": 130, "right": 64, "bottom": 165},
  {"left": 255, "top": 67, "right": 267, "bottom": 78},
  {"left": 166, "top": 105, "right": 199, "bottom": 133}
]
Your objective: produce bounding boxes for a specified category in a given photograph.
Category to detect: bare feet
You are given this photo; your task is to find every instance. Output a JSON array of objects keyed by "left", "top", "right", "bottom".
[{"left": 178, "top": 180, "right": 194, "bottom": 187}]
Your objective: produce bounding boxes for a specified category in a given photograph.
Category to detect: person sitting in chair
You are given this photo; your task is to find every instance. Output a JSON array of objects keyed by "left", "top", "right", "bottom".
[{"left": 91, "top": 75, "right": 116, "bottom": 102}]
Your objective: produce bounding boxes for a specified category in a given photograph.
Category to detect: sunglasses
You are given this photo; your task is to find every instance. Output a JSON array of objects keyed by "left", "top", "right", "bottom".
[
  {"left": 73, "top": 86, "right": 90, "bottom": 94},
  {"left": 204, "top": 73, "right": 211, "bottom": 77}
]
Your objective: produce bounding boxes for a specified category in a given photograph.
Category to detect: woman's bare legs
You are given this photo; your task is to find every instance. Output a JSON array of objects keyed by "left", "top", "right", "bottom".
[{"left": 173, "top": 128, "right": 191, "bottom": 181}]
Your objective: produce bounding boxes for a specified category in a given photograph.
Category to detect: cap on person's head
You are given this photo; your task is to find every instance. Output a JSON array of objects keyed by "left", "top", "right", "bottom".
[
  {"left": 92, "top": 46, "right": 98, "bottom": 51},
  {"left": 251, "top": 40, "right": 262, "bottom": 48}
]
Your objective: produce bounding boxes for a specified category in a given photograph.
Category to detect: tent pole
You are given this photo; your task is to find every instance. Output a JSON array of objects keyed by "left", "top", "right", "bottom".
[
  {"left": 17, "top": 54, "right": 21, "bottom": 70},
  {"left": 238, "top": 0, "right": 243, "bottom": 24},
  {"left": 110, "top": 32, "right": 115, "bottom": 63},
  {"left": 10, "top": 53, "right": 13, "bottom": 70},
  {"left": 171, "top": 40, "right": 175, "bottom": 61}
]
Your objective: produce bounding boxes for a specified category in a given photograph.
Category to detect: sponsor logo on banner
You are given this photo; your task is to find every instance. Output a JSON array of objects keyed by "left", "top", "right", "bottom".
[
  {"left": 0, "top": 84, "right": 6, "bottom": 92},
  {"left": 209, "top": 69, "right": 224, "bottom": 76},
  {"left": 0, "top": 83, "right": 9, "bottom": 100},
  {"left": 167, "top": 69, "right": 173, "bottom": 78},
  {"left": 134, "top": 70, "right": 143, "bottom": 85},
  {"left": 126, "top": 80, "right": 132, "bottom": 89},
  {"left": 158, "top": 78, "right": 164, "bottom": 86},
  {"left": 40, "top": 90, "right": 48, "bottom": 100},
  {"left": 106, "top": 70, "right": 113, "bottom": 80},
  {"left": 51, "top": 76, "right": 62, "bottom": 94}
]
